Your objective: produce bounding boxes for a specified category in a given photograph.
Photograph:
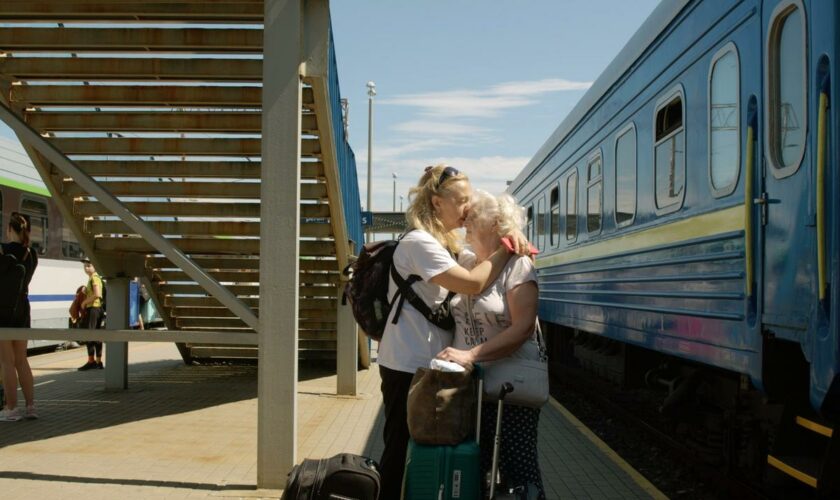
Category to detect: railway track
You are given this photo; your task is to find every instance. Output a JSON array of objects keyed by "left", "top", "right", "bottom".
[{"left": 551, "top": 364, "right": 770, "bottom": 499}]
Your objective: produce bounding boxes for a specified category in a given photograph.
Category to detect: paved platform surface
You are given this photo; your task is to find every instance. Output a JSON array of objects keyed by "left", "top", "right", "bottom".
[{"left": 0, "top": 342, "right": 666, "bottom": 499}]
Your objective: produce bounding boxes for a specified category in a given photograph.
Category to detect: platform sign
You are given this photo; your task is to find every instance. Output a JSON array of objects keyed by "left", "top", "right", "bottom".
[{"left": 361, "top": 211, "right": 373, "bottom": 227}]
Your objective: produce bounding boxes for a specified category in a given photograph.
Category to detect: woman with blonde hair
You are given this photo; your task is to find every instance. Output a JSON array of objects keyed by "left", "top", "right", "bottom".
[
  {"left": 437, "top": 189, "right": 545, "bottom": 498},
  {"left": 0, "top": 213, "right": 39, "bottom": 421},
  {"left": 377, "top": 165, "right": 526, "bottom": 499}
]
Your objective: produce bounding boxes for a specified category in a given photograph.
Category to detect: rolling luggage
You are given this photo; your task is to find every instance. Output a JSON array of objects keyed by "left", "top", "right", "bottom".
[
  {"left": 281, "top": 453, "right": 380, "bottom": 500},
  {"left": 487, "top": 383, "right": 540, "bottom": 500},
  {"left": 402, "top": 370, "right": 484, "bottom": 500}
]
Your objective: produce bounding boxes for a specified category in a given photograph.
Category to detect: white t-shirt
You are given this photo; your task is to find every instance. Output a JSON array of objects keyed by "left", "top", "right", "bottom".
[
  {"left": 451, "top": 251, "right": 538, "bottom": 352},
  {"left": 377, "top": 230, "right": 459, "bottom": 373}
]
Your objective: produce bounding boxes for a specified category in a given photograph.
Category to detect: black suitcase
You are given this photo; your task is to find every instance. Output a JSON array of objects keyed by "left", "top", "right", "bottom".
[{"left": 281, "top": 453, "right": 380, "bottom": 500}]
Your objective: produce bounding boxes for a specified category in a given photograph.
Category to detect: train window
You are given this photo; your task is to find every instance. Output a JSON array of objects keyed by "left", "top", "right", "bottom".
[
  {"left": 767, "top": 2, "right": 806, "bottom": 176},
  {"left": 549, "top": 186, "right": 560, "bottom": 246},
  {"left": 526, "top": 205, "right": 534, "bottom": 242},
  {"left": 62, "top": 226, "right": 83, "bottom": 258},
  {"left": 709, "top": 45, "right": 740, "bottom": 195},
  {"left": 536, "top": 197, "right": 546, "bottom": 250},
  {"left": 20, "top": 196, "right": 48, "bottom": 255},
  {"left": 586, "top": 153, "right": 602, "bottom": 233},
  {"left": 654, "top": 87, "right": 685, "bottom": 211},
  {"left": 565, "top": 171, "right": 578, "bottom": 241},
  {"left": 615, "top": 124, "right": 637, "bottom": 227}
]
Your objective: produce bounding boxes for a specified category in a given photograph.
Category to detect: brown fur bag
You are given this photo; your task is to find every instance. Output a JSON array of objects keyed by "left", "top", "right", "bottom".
[{"left": 406, "top": 365, "right": 476, "bottom": 445}]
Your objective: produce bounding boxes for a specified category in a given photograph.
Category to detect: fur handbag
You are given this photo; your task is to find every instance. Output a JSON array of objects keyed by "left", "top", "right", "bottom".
[
  {"left": 407, "top": 364, "right": 476, "bottom": 445},
  {"left": 481, "top": 322, "right": 549, "bottom": 408}
]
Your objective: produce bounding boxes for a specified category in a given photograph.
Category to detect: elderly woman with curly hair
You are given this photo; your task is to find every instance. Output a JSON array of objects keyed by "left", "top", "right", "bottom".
[{"left": 437, "top": 189, "right": 545, "bottom": 499}]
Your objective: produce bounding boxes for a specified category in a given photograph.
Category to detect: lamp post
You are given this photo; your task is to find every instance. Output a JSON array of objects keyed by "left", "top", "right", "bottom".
[
  {"left": 392, "top": 172, "right": 397, "bottom": 239},
  {"left": 399, "top": 195, "right": 404, "bottom": 211},
  {"left": 366, "top": 81, "right": 376, "bottom": 241}
]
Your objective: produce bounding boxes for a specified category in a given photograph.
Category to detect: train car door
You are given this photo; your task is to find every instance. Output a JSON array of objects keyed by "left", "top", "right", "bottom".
[{"left": 760, "top": 0, "right": 812, "bottom": 337}]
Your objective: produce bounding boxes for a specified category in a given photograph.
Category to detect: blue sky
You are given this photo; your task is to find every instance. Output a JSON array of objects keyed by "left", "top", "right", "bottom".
[
  {"left": 331, "top": 0, "right": 660, "bottom": 212},
  {"left": 0, "top": 1, "right": 660, "bottom": 213}
]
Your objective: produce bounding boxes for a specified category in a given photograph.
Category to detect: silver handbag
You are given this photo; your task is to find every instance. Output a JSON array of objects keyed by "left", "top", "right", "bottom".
[{"left": 476, "top": 319, "right": 549, "bottom": 408}]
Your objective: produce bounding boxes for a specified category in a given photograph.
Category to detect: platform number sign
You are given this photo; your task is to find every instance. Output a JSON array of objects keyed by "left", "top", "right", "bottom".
[{"left": 361, "top": 211, "right": 373, "bottom": 227}]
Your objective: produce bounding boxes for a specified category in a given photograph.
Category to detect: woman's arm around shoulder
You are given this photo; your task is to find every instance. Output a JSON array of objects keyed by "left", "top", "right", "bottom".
[{"left": 429, "top": 245, "right": 511, "bottom": 295}]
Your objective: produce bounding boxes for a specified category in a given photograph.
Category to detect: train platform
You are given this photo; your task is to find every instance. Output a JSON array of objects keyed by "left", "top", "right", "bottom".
[{"left": 0, "top": 342, "right": 666, "bottom": 499}]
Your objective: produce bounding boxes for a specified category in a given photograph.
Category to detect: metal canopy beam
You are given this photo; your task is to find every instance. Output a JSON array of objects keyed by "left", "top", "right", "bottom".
[{"left": 0, "top": 102, "right": 260, "bottom": 330}]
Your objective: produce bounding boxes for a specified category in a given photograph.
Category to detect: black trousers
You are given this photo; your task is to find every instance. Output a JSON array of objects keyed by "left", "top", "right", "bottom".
[
  {"left": 85, "top": 307, "right": 103, "bottom": 358},
  {"left": 379, "top": 365, "right": 415, "bottom": 500}
]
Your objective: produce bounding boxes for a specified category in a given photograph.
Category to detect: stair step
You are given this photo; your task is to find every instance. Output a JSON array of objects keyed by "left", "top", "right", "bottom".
[
  {"left": 187, "top": 345, "right": 336, "bottom": 360},
  {"left": 796, "top": 416, "right": 834, "bottom": 438},
  {"left": 767, "top": 454, "right": 820, "bottom": 488}
]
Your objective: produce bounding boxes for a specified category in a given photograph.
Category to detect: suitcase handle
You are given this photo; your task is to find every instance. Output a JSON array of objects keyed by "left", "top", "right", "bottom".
[
  {"left": 489, "top": 383, "right": 514, "bottom": 499},
  {"left": 475, "top": 365, "right": 484, "bottom": 445}
]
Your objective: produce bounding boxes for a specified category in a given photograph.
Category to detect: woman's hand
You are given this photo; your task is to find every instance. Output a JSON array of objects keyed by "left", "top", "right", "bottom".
[
  {"left": 435, "top": 347, "right": 476, "bottom": 367},
  {"left": 503, "top": 228, "right": 531, "bottom": 256}
]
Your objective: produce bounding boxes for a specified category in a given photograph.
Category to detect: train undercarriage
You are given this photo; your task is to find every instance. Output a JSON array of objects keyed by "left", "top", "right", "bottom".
[{"left": 543, "top": 322, "right": 839, "bottom": 496}]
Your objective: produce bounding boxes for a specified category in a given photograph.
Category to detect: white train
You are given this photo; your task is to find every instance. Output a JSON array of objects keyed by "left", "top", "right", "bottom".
[{"left": 2, "top": 136, "right": 92, "bottom": 348}]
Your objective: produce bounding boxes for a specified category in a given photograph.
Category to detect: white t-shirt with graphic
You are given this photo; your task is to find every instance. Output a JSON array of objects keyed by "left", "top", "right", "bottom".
[
  {"left": 377, "top": 230, "right": 459, "bottom": 374},
  {"left": 451, "top": 251, "right": 538, "bottom": 352}
]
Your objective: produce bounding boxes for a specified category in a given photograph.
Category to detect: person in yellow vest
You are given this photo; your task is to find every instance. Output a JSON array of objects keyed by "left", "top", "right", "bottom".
[{"left": 78, "top": 257, "right": 104, "bottom": 371}]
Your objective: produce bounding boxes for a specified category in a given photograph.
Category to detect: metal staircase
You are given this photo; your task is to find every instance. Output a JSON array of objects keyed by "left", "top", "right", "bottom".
[{"left": 0, "top": 1, "right": 364, "bottom": 364}]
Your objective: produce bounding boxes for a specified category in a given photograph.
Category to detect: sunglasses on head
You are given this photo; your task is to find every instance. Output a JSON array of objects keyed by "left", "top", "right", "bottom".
[{"left": 437, "top": 166, "right": 460, "bottom": 186}]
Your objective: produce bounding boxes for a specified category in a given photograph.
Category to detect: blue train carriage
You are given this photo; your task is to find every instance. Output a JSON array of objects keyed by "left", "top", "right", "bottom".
[{"left": 509, "top": 0, "right": 838, "bottom": 491}]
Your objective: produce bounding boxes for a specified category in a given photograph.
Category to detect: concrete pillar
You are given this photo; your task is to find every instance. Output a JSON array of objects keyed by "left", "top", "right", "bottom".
[
  {"left": 336, "top": 292, "right": 358, "bottom": 395},
  {"left": 104, "top": 277, "right": 129, "bottom": 390},
  {"left": 258, "top": 0, "right": 302, "bottom": 488}
]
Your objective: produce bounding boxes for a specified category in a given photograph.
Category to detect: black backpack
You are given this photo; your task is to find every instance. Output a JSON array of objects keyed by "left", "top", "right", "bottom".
[
  {"left": 281, "top": 453, "right": 380, "bottom": 500},
  {"left": 0, "top": 249, "right": 27, "bottom": 325},
  {"left": 342, "top": 233, "right": 456, "bottom": 341}
]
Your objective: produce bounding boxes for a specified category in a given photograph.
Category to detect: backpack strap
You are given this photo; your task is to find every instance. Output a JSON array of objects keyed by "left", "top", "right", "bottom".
[
  {"left": 389, "top": 264, "right": 456, "bottom": 330},
  {"left": 388, "top": 265, "right": 422, "bottom": 325}
]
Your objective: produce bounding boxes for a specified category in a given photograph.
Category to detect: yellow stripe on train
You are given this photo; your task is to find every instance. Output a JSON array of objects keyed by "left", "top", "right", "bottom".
[{"left": 536, "top": 205, "right": 745, "bottom": 269}]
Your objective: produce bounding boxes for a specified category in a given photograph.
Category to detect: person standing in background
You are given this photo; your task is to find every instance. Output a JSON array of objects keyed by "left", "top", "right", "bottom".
[
  {"left": 0, "top": 212, "right": 40, "bottom": 421},
  {"left": 78, "top": 257, "right": 104, "bottom": 371}
]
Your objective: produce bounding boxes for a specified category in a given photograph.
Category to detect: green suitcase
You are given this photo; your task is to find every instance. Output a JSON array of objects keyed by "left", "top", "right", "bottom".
[
  {"left": 402, "top": 371, "right": 484, "bottom": 499},
  {"left": 403, "top": 439, "right": 481, "bottom": 499}
]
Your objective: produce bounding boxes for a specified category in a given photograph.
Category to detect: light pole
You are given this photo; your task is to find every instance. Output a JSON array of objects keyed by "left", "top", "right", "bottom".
[
  {"left": 392, "top": 172, "right": 397, "bottom": 239},
  {"left": 366, "top": 81, "right": 376, "bottom": 241},
  {"left": 399, "top": 195, "right": 404, "bottom": 211}
]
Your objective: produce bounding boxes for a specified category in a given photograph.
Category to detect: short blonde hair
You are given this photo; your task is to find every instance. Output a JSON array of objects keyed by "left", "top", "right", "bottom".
[
  {"left": 405, "top": 164, "right": 469, "bottom": 253},
  {"left": 467, "top": 190, "right": 525, "bottom": 237}
]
